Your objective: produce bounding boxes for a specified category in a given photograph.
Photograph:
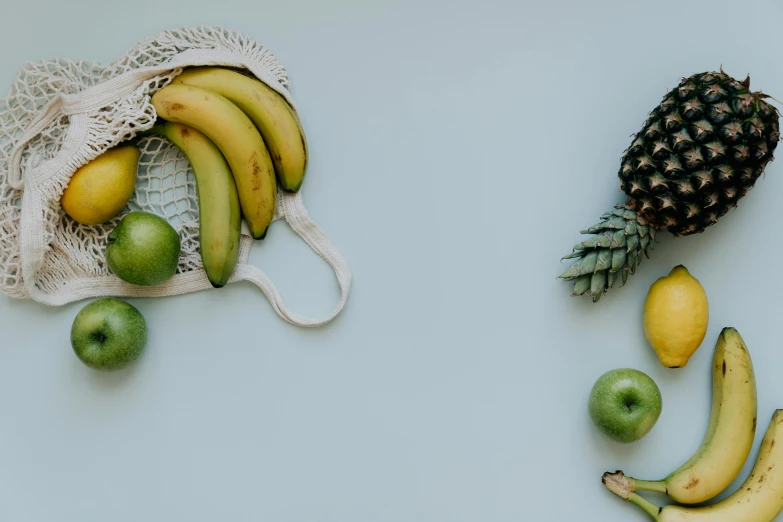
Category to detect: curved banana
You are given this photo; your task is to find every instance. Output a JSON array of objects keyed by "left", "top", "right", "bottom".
[
  {"left": 143, "top": 121, "right": 241, "bottom": 288},
  {"left": 605, "top": 327, "right": 757, "bottom": 504},
  {"left": 172, "top": 66, "right": 308, "bottom": 192},
  {"left": 151, "top": 83, "right": 276, "bottom": 239},
  {"left": 603, "top": 409, "right": 783, "bottom": 522}
]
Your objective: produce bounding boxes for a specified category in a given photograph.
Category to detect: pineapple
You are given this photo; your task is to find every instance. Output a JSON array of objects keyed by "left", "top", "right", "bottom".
[{"left": 560, "top": 70, "right": 780, "bottom": 302}]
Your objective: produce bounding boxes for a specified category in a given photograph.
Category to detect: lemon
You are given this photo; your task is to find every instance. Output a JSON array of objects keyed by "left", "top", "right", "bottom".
[
  {"left": 643, "top": 265, "right": 709, "bottom": 368},
  {"left": 60, "top": 145, "right": 139, "bottom": 225}
]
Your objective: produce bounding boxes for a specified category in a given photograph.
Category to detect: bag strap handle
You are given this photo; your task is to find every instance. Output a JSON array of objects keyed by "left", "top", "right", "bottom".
[{"left": 232, "top": 191, "right": 352, "bottom": 327}]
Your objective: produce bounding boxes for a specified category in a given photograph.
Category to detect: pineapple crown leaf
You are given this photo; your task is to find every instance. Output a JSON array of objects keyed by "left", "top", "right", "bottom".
[
  {"left": 559, "top": 203, "right": 657, "bottom": 300},
  {"left": 561, "top": 251, "right": 583, "bottom": 261}
]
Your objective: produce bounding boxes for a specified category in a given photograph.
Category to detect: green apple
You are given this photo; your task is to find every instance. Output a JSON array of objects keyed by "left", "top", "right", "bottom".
[
  {"left": 106, "top": 211, "right": 180, "bottom": 286},
  {"left": 588, "top": 368, "right": 662, "bottom": 443},
  {"left": 70, "top": 297, "right": 147, "bottom": 371}
]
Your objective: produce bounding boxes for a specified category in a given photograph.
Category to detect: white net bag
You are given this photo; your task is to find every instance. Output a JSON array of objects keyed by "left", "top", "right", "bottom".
[{"left": 0, "top": 25, "right": 351, "bottom": 327}]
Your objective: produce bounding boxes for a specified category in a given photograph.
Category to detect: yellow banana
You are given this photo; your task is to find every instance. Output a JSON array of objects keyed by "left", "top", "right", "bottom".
[
  {"left": 143, "top": 121, "right": 241, "bottom": 288},
  {"left": 605, "top": 327, "right": 757, "bottom": 504},
  {"left": 604, "top": 409, "right": 783, "bottom": 522},
  {"left": 151, "top": 83, "right": 276, "bottom": 239},
  {"left": 172, "top": 66, "right": 308, "bottom": 192}
]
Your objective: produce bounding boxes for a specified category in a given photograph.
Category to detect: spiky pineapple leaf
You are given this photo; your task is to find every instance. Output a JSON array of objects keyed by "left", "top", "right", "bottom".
[
  {"left": 590, "top": 271, "right": 608, "bottom": 302},
  {"left": 611, "top": 230, "right": 626, "bottom": 248},
  {"left": 611, "top": 248, "right": 626, "bottom": 272},
  {"left": 595, "top": 249, "right": 613, "bottom": 271},
  {"left": 572, "top": 275, "right": 591, "bottom": 296},
  {"left": 580, "top": 250, "right": 599, "bottom": 274},
  {"left": 559, "top": 204, "right": 657, "bottom": 301}
]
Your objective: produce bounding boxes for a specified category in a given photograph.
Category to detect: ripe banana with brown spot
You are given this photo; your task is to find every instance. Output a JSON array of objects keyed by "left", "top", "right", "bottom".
[
  {"left": 603, "top": 327, "right": 757, "bottom": 504},
  {"left": 142, "top": 121, "right": 241, "bottom": 288},
  {"left": 172, "top": 66, "right": 308, "bottom": 192},
  {"left": 604, "top": 409, "right": 783, "bottom": 522},
  {"left": 151, "top": 83, "right": 276, "bottom": 239}
]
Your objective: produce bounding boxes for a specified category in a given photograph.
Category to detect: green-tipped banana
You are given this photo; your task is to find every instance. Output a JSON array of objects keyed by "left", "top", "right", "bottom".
[
  {"left": 143, "top": 121, "right": 241, "bottom": 288},
  {"left": 604, "top": 327, "right": 757, "bottom": 504},
  {"left": 172, "top": 66, "right": 308, "bottom": 192},
  {"left": 151, "top": 83, "right": 276, "bottom": 239},
  {"left": 603, "top": 409, "right": 783, "bottom": 522}
]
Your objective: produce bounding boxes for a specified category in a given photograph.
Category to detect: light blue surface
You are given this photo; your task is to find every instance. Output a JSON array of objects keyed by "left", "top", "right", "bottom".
[{"left": 2, "top": 0, "right": 783, "bottom": 520}]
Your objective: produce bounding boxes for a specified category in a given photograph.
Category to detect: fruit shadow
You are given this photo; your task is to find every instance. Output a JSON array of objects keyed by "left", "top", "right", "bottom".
[
  {"left": 72, "top": 352, "right": 142, "bottom": 392},
  {"left": 586, "top": 411, "right": 646, "bottom": 460}
]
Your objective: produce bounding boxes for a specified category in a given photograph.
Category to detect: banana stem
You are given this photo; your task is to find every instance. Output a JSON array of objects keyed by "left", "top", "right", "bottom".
[
  {"left": 629, "top": 478, "right": 668, "bottom": 495},
  {"left": 626, "top": 493, "right": 663, "bottom": 521},
  {"left": 603, "top": 471, "right": 663, "bottom": 521}
]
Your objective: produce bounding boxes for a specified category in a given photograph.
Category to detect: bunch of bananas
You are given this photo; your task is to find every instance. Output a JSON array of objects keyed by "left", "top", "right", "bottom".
[
  {"left": 145, "top": 66, "right": 309, "bottom": 287},
  {"left": 602, "top": 328, "right": 783, "bottom": 521}
]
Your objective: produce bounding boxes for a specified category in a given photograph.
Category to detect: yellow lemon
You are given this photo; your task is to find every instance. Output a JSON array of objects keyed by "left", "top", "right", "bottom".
[
  {"left": 61, "top": 145, "right": 139, "bottom": 225},
  {"left": 643, "top": 265, "right": 709, "bottom": 368}
]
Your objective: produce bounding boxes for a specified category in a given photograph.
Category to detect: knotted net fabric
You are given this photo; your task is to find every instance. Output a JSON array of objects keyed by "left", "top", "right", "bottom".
[{"left": 0, "top": 25, "right": 351, "bottom": 327}]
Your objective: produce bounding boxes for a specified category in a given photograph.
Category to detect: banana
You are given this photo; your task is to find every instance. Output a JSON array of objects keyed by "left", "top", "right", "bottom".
[
  {"left": 151, "top": 83, "right": 276, "bottom": 239},
  {"left": 604, "top": 327, "right": 757, "bottom": 504},
  {"left": 603, "top": 409, "right": 783, "bottom": 522},
  {"left": 143, "top": 121, "right": 241, "bottom": 288},
  {"left": 172, "top": 66, "right": 308, "bottom": 192}
]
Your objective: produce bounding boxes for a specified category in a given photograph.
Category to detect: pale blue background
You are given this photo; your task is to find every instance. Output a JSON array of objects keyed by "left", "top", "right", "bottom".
[{"left": 2, "top": 0, "right": 783, "bottom": 520}]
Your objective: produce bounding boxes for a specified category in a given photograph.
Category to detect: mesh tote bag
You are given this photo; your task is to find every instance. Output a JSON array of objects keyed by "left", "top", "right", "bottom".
[{"left": 0, "top": 25, "right": 351, "bottom": 327}]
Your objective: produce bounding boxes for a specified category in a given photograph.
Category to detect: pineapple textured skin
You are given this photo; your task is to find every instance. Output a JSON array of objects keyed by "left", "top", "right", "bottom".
[{"left": 620, "top": 70, "right": 780, "bottom": 236}]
